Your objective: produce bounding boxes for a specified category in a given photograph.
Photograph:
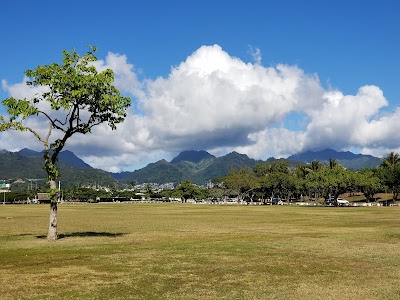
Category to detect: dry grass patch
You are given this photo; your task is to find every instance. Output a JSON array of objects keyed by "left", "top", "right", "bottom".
[{"left": 1, "top": 204, "right": 400, "bottom": 299}]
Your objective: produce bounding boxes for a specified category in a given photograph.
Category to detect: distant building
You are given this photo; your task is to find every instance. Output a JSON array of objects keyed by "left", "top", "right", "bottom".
[
  {"left": 37, "top": 193, "right": 51, "bottom": 204},
  {"left": 13, "top": 179, "right": 25, "bottom": 184},
  {"left": 205, "top": 180, "right": 214, "bottom": 188}
]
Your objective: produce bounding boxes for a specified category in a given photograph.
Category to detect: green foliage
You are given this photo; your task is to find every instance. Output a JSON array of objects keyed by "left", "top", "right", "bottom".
[
  {"left": 158, "top": 189, "right": 175, "bottom": 198},
  {"left": 377, "top": 154, "right": 400, "bottom": 200},
  {"left": 320, "top": 165, "right": 352, "bottom": 198},
  {"left": 175, "top": 181, "right": 203, "bottom": 200},
  {"left": 253, "top": 162, "right": 272, "bottom": 177},
  {"left": 112, "top": 190, "right": 139, "bottom": 199},
  {"left": 260, "top": 171, "right": 296, "bottom": 200},
  {"left": 206, "top": 187, "right": 226, "bottom": 199},
  {"left": 47, "top": 187, "right": 59, "bottom": 203},
  {"left": 381, "top": 151, "right": 400, "bottom": 170},
  {"left": 221, "top": 157, "right": 391, "bottom": 203},
  {"left": 356, "top": 169, "right": 381, "bottom": 201},
  {"left": 329, "top": 159, "right": 338, "bottom": 169},
  {"left": 223, "top": 167, "right": 260, "bottom": 199},
  {"left": 0, "top": 191, "right": 34, "bottom": 203},
  {"left": 65, "top": 187, "right": 111, "bottom": 201}
]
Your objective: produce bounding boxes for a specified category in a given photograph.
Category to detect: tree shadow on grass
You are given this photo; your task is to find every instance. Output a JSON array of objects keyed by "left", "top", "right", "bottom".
[{"left": 36, "top": 231, "right": 127, "bottom": 239}]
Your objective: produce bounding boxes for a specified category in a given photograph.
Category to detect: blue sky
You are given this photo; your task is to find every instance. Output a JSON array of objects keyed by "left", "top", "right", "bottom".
[{"left": 1, "top": 0, "right": 400, "bottom": 171}]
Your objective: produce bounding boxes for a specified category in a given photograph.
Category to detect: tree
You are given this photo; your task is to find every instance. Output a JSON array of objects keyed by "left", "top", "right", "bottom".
[
  {"left": 223, "top": 167, "right": 260, "bottom": 202},
  {"left": 294, "top": 163, "right": 309, "bottom": 179},
  {"left": 319, "top": 165, "right": 355, "bottom": 206},
  {"left": 309, "top": 160, "right": 325, "bottom": 172},
  {"left": 144, "top": 183, "right": 153, "bottom": 197},
  {"left": 253, "top": 162, "right": 272, "bottom": 177},
  {"left": 175, "top": 181, "right": 203, "bottom": 201},
  {"left": 381, "top": 152, "right": 400, "bottom": 170},
  {"left": 259, "top": 171, "right": 296, "bottom": 201},
  {"left": 301, "top": 162, "right": 327, "bottom": 201},
  {"left": 355, "top": 169, "right": 381, "bottom": 202},
  {"left": 329, "top": 159, "right": 338, "bottom": 169},
  {"left": 379, "top": 152, "right": 400, "bottom": 200},
  {"left": 0, "top": 47, "right": 131, "bottom": 240}
]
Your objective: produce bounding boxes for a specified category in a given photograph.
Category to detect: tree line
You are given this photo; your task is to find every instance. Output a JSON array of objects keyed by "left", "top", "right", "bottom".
[
  {"left": 4, "top": 152, "right": 400, "bottom": 206},
  {"left": 212, "top": 152, "right": 400, "bottom": 205}
]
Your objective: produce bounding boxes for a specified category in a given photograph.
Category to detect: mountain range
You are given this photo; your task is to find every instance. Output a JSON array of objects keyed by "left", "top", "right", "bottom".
[
  {"left": 287, "top": 149, "right": 382, "bottom": 170},
  {"left": 0, "top": 148, "right": 383, "bottom": 187},
  {"left": 0, "top": 149, "right": 116, "bottom": 189},
  {"left": 114, "top": 149, "right": 382, "bottom": 185},
  {"left": 113, "top": 151, "right": 261, "bottom": 185}
]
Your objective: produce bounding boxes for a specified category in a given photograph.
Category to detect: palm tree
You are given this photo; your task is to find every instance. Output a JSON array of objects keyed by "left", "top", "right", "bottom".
[
  {"left": 309, "top": 160, "right": 324, "bottom": 172},
  {"left": 381, "top": 152, "right": 400, "bottom": 170},
  {"left": 329, "top": 159, "right": 338, "bottom": 169},
  {"left": 294, "top": 164, "right": 309, "bottom": 179},
  {"left": 380, "top": 152, "right": 400, "bottom": 202}
]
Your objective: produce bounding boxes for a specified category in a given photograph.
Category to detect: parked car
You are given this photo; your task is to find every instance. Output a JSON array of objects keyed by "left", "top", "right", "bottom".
[
  {"left": 336, "top": 198, "right": 349, "bottom": 206},
  {"left": 325, "top": 198, "right": 335, "bottom": 205},
  {"left": 325, "top": 197, "right": 349, "bottom": 206},
  {"left": 271, "top": 198, "right": 283, "bottom": 205}
]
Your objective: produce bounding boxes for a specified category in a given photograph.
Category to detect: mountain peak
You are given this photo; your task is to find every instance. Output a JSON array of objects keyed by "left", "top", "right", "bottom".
[
  {"left": 171, "top": 150, "right": 215, "bottom": 164},
  {"left": 17, "top": 148, "right": 92, "bottom": 169},
  {"left": 18, "top": 148, "right": 41, "bottom": 157}
]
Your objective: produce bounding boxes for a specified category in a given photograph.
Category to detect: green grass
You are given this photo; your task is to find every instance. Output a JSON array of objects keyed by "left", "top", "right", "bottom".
[{"left": 1, "top": 203, "right": 400, "bottom": 299}]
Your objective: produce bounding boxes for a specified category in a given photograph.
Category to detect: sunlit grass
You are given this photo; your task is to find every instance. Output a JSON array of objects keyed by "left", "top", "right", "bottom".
[{"left": 1, "top": 203, "right": 400, "bottom": 299}]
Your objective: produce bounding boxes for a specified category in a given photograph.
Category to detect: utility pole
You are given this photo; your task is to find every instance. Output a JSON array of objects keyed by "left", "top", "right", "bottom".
[
  {"left": 2, "top": 181, "right": 5, "bottom": 205},
  {"left": 58, "top": 181, "right": 61, "bottom": 202}
]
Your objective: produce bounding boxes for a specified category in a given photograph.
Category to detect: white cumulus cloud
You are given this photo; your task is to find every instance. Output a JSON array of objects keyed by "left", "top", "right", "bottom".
[
  {"left": 248, "top": 45, "right": 262, "bottom": 65},
  {"left": 2, "top": 44, "right": 400, "bottom": 172}
]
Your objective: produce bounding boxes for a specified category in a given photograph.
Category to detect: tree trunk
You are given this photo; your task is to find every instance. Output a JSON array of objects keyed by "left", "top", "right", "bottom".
[{"left": 47, "top": 180, "right": 58, "bottom": 241}]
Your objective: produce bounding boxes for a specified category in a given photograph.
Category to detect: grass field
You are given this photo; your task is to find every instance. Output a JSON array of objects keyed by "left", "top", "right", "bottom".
[{"left": 1, "top": 203, "right": 400, "bottom": 300}]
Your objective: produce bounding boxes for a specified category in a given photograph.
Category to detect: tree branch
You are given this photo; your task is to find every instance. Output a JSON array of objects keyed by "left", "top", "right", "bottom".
[{"left": 37, "top": 110, "right": 66, "bottom": 133}]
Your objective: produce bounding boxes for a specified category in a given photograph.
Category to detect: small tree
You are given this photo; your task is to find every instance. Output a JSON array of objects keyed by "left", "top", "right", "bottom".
[
  {"left": 355, "top": 169, "right": 381, "bottom": 202},
  {"left": 0, "top": 47, "right": 131, "bottom": 240},
  {"left": 175, "top": 181, "right": 203, "bottom": 202}
]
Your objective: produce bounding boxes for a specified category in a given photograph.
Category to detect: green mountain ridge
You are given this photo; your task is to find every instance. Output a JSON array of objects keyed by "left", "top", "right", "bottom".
[
  {"left": 0, "top": 148, "right": 383, "bottom": 188},
  {"left": 122, "top": 159, "right": 186, "bottom": 184},
  {"left": 18, "top": 148, "right": 92, "bottom": 169},
  {"left": 114, "top": 149, "right": 383, "bottom": 185},
  {"left": 0, "top": 150, "right": 117, "bottom": 190},
  {"left": 116, "top": 151, "right": 261, "bottom": 185},
  {"left": 171, "top": 150, "right": 215, "bottom": 164}
]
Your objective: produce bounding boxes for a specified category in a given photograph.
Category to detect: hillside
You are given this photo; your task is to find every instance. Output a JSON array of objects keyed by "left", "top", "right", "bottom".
[
  {"left": 0, "top": 150, "right": 117, "bottom": 190},
  {"left": 114, "top": 151, "right": 260, "bottom": 185},
  {"left": 18, "top": 148, "right": 92, "bottom": 169},
  {"left": 170, "top": 150, "right": 216, "bottom": 164},
  {"left": 114, "top": 159, "right": 190, "bottom": 185},
  {"left": 1, "top": 148, "right": 384, "bottom": 188},
  {"left": 193, "top": 151, "right": 260, "bottom": 183},
  {"left": 113, "top": 149, "right": 383, "bottom": 185}
]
